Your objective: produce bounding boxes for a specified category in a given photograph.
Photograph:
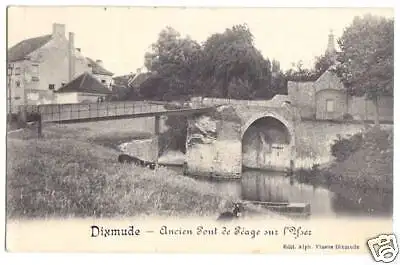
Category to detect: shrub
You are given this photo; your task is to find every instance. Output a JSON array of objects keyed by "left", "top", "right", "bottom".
[
  {"left": 7, "top": 113, "right": 27, "bottom": 130},
  {"left": 25, "top": 111, "right": 41, "bottom": 122},
  {"left": 343, "top": 113, "right": 354, "bottom": 121},
  {"left": 158, "top": 103, "right": 188, "bottom": 156},
  {"left": 293, "top": 163, "right": 325, "bottom": 187},
  {"left": 7, "top": 113, "right": 19, "bottom": 123},
  {"left": 330, "top": 133, "right": 363, "bottom": 161}
]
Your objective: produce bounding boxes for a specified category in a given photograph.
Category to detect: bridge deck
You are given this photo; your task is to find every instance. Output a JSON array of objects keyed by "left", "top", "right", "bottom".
[
  {"left": 24, "top": 101, "right": 216, "bottom": 123},
  {"left": 50, "top": 106, "right": 216, "bottom": 124}
]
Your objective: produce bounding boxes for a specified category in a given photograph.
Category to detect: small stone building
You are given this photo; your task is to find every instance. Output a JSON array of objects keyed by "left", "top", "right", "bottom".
[
  {"left": 288, "top": 69, "right": 393, "bottom": 122},
  {"left": 288, "top": 32, "right": 393, "bottom": 123}
]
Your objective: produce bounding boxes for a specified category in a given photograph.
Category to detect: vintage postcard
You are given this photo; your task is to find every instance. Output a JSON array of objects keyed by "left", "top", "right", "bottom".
[{"left": 4, "top": 5, "right": 397, "bottom": 260}]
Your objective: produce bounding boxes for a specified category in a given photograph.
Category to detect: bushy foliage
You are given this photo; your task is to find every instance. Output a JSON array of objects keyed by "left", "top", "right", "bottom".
[
  {"left": 330, "top": 133, "right": 363, "bottom": 161},
  {"left": 334, "top": 14, "right": 394, "bottom": 125},
  {"left": 343, "top": 113, "right": 354, "bottom": 121},
  {"left": 133, "top": 24, "right": 287, "bottom": 101},
  {"left": 158, "top": 103, "right": 188, "bottom": 155},
  {"left": 294, "top": 128, "right": 393, "bottom": 214},
  {"left": 285, "top": 54, "right": 335, "bottom": 82}
]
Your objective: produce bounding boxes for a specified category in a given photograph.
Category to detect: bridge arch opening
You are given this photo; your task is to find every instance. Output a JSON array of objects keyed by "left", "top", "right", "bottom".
[{"left": 242, "top": 116, "right": 293, "bottom": 171}]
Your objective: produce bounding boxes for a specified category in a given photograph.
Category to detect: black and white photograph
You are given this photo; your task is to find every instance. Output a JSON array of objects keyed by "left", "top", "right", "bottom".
[{"left": 4, "top": 6, "right": 396, "bottom": 256}]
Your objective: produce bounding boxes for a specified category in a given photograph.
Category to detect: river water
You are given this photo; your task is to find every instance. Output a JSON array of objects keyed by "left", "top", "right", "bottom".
[
  {"left": 120, "top": 141, "right": 391, "bottom": 218},
  {"left": 166, "top": 166, "right": 391, "bottom": 218}
]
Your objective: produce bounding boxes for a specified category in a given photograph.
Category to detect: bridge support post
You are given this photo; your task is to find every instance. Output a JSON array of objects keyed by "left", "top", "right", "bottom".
[
  {"left": 154, "top": 115, "right": 160, "bottom": 136},
  {"left": 37, "top": 114, "right": 42, "bottom": 138},
  {"left": 154, "top": 115, "right": 161, "bottom": 168}
]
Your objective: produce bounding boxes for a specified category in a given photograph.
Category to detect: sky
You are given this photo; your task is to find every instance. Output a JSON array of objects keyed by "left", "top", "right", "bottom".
[{"left": 7, "top": 6, "right": 394, "bottom": 76}]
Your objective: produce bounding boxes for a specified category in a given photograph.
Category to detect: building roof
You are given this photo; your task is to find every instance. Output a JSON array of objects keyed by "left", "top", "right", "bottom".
[
  {"left": 113, "top": 72, "right": 153, "bottom": 88},
  {"left": 55, "top": 72, "right": 112, "bottom": 94},
  {"left": 130, "top": 72, "right": 152, "bottom": 87},
  {"left": 7, "top": 33, "right": 114, "bottom": 77},
  {"left": 86, "top": 57, "right": 114, "bottom": 76},
  {"left": 314, "top": 70, "right": 345, "bottom": 93},
  {"left": 112, "top": 74, "right": 132, "bottom": 86},
  {"left": 7, "top": 34, "right": 52, "bottom": 62}
]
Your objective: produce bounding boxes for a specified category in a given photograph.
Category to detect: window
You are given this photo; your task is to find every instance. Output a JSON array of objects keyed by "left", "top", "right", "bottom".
[
  {"left": 16, "top": 80, "right": 21, "bottom": 88},
  {"left": 61, "top": 82, "right": 66, "bottom": 87},
  {"left": 326, "top": 99, "right": 334, "bottom": 113},
  {"left": 101, "top": 80, "right": 106, "bottom": 84},
  {"left": 49, "top": 84, "right": 55, "bottom": 90},
  {"left": 31, "top": 64, "right": 39, "bottom": 75},
  {"left": 14, "top": 67, "right": 21, "bottom": 75},
  {"left": 88, "top": 64, "right": 92, "bottom": 67},
  {"left": 31, "top": 76, "right": 39, "bottom": 81}
]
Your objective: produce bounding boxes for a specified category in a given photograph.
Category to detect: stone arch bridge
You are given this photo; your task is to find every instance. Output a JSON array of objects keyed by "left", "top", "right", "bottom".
[
  {"left": 32, "top": 96, "right": 299, "bottom": 178},
  {"left": 186, "top": 96, "right": 299, "bottom": 178}
]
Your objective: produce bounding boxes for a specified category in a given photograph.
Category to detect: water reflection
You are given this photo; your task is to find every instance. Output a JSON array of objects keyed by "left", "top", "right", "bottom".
[
  {"left": 241, "top": 170, "right": 335, "bottom": 216},
  {"left": 158, "top": 165, "right": 391, "bottom": 217},
  {"left": 166, "top": 165, "right": 390, "bottom": 218}
]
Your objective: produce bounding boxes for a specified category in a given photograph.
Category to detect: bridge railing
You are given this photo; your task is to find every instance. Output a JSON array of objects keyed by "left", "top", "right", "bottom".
[
  {"left": 200, "top": 97, "right": 270, "bottom": 107},
  {"left": 18, "top": 100, "right": 215, "bottom": 122},
  {"left": 195, "top": 96, "right": 292, "bottom": 108},
  {"left": 18, "top": 101, "right": 167, "bottom": 122}
]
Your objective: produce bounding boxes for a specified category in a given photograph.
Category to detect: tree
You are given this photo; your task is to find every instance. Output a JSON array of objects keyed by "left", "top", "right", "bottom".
[
  {"left": 271, "top": 60, "right": 287, "bottom": 95},
  {"left": 335, "top": 14, "right": 394, "bottom": 126},
  {"left": 199, "top": 24, "right": 274, "bottom": 99},
  {"left": 139, "top": 24, "right": 287, "bottom": 101},
  {"left": 143, "top": 27, "right": 202, "bottom": 100},
  {"left": 314, "top": 53, "right": 336, "bottom": 77},
  {"left": 285, "top": 51, "right": 336, "bottom": 83},
  {"left": 285, "top": 60, "right": 317, "bottom": 82}
]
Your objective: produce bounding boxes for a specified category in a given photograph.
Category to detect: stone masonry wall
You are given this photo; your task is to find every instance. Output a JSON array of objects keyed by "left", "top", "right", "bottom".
[
  {"left": 287, "top": 81, "right": 315, "bottom": 119},
  {"left": 186, "top": 107, "right": 242, "bottom": 178},
  {"left": 295, "top": 120, "right": 367, "bottom": 168}
]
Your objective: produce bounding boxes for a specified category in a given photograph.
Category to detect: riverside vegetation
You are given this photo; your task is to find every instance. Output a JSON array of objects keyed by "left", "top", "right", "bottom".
[{"left": 294, "top": 127, "right": 393, "bottom": 214}]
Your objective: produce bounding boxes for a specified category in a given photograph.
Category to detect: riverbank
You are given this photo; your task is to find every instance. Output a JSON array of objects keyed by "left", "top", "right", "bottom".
[
  {"left": 294, "top": 127, "right": 393, "bottom": 214},
  {"left": 6, "top": 121, "right": 279, "bottom": 219}
]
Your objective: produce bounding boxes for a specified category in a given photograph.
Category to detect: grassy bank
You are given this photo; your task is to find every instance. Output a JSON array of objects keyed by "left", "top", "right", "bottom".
[
  {"left": 6, "top": 121, "right": 242, "bottom": 219},
  {"left": 294, "top": 127, "right": 393, "bottom": 213}
]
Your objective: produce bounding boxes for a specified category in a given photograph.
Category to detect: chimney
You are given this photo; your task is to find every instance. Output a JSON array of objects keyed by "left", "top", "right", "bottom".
[
  {"left": 95, "top": 59, "right": 103, "bottom": 67},
  {"left": 68, "top": 32, "right": 75, "bottom": 81},
  {"left": 52, "top": 23, "right": 66, "bottom": 38}
]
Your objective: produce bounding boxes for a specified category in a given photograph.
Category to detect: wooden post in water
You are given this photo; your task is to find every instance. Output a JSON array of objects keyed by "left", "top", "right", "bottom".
[{"left": 289, "top": 159, "right": 294, "bottom": 185}]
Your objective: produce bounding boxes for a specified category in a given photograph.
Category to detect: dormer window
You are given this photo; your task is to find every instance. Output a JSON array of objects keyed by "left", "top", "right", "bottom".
[
  {"left": 49, "top": 84, "right": 55, "bottom": 90},
  {"left": 88, "top": 63, "right": 92, "bottom": 67}
]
